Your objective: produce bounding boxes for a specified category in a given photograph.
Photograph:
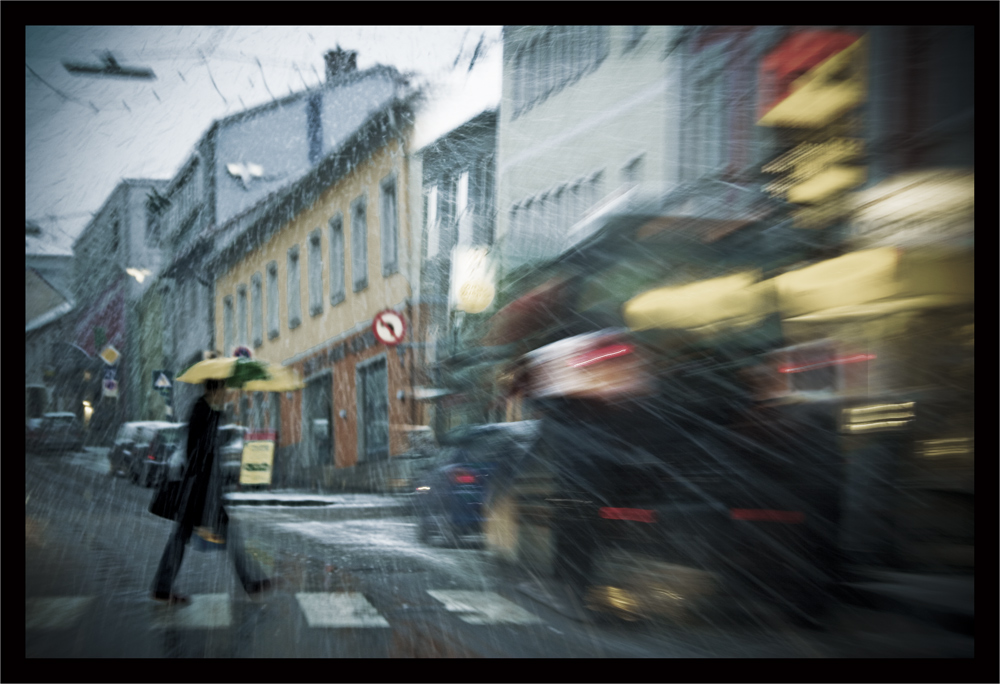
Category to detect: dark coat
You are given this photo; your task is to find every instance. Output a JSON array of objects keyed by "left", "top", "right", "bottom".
[{"left": 176, "top": 396, "right": 227, "bottom": 530}]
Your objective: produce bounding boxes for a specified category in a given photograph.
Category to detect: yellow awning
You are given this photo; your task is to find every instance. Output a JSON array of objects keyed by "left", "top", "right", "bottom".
[
  {"left": 624, "top": 271, "right": 773, "bottom": 334},
  {"left": 773, "top": 247, "right": 899, "bottom": 318}
]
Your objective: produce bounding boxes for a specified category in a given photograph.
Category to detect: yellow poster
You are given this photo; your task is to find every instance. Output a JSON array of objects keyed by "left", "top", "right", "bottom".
[{"left": 240, "top": 441, "right": 274, "bottom": 485}]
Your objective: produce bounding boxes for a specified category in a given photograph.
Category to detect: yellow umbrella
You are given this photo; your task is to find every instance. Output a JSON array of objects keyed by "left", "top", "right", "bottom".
[
  {"left": 176, "top": 356, "right": 303, "bottom": 391},
  {"left": 243, "top": 364, "right": 305, "bottom": 392}
]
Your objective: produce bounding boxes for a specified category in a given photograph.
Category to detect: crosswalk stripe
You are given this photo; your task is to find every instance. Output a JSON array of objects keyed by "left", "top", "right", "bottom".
[
  {"left": 295, "top": 592, "right": 390, "bottom": 628},
  {"left": 26, "top": 597, "right": 94, "bottom": 630},
  {"left": 150, "top": 594, "right": 232, "bottom": 629},
  {"left": 427, "top": 590, "right": 544, "bottom": 625}
]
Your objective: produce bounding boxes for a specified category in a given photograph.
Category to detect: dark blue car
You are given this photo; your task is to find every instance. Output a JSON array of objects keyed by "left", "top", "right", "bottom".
[{"left": 413, "top": 422, "right": 539, "bottom": 547}]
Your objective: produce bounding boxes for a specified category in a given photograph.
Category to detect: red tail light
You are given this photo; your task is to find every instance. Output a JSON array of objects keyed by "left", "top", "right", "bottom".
[
  {"left": 450, "top": 469, "right": 477, "bottom": 485},
  {"left": 599, "top": 507, "right": 656, "bottom": 523},
  {"left": 147, "top": 452, "right": 156, "bottom": 461},
  {"left": 568, "top": 343, "right": 634, "bottom": 368},
  {"left": 730, "top": 509, "right": 804, "bottom": 524}
]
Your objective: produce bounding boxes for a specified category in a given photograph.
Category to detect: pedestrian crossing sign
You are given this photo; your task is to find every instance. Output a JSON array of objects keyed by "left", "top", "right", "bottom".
[{"left": 154, "top": 372, "right": 171, "bottom": 389}]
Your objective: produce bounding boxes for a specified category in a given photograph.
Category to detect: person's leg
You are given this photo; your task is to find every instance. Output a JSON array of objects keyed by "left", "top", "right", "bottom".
[
  {"left": 153, "top": 521, "right": 194, "bottom": 595},
  {"left": 220, "top": 514, "right": 268, "bottom": 592}
]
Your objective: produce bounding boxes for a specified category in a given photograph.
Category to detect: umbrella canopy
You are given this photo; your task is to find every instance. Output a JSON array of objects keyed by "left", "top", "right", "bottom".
[
  {"left": 176, "top": 357, "right": 303, "bottom": 391},
  {"left": 243, "top": 364, "right": 305, "bottom": 392}
]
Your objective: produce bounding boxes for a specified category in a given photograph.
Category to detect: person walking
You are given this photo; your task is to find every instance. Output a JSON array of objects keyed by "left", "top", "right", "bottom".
[{"left": 151, "top": 377, "right": 273, "bottom": 604}]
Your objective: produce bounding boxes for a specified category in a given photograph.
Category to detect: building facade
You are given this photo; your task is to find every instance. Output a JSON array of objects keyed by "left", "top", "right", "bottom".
[
  {"left": 211, "top": 94, "right": 419, "bottom": 492},
  {"left": 412, "top": 109, "right": 499, "bottom": 434},
  {"left": 152, "top": 49, "right": 413, "bottom": 425},
  {"left": 497, "top": 26, "right": 679, "bottom": 276},
  {"left": 69, "top": 178, "right": 169, "bottom": 443}
]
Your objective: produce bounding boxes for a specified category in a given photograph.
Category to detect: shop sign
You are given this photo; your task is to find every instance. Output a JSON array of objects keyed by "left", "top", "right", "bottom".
[
  {"left": 240, "top": 440, "right": 275, "bottom": 485},
  {"left": 758, "top": 32, "right": 866, "bottom": 129},
  {"left": 849, "top": 170, "right": 975, "bottom": 248}
]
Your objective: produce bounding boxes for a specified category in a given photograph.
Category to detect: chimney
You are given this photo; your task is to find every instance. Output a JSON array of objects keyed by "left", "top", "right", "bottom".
[{"left": 325, "top": 47, "right": 357, "bottom": 82}]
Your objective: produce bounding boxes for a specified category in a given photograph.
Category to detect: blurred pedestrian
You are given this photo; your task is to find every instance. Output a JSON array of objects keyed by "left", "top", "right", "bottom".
[{"left": 151, "top": 377, "right": 273, "bottom": 604}]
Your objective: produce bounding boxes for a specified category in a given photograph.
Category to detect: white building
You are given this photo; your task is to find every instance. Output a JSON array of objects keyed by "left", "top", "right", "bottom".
[{"left": 497, "top": 26, "right": 682, "bottom": 273}]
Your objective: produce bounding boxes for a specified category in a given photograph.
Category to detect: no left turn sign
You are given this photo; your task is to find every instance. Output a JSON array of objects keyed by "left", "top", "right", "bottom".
[{"left": 372, "top": 310, "right": 406, "bottom": 346}]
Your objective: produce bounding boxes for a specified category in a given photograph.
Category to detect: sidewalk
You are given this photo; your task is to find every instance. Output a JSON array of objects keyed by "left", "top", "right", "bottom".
[{"left": 224, "top": 489, "right": 414, "bottom": 518}]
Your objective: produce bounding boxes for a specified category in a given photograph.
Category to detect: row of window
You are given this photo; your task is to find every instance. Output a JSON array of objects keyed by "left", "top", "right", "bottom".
[
  {"left": 423, "top": 156, "right": 494, "bottom": 261},
  {"left": 510, "top": 26, "right": 610, "bottom": 118},
  {"left": 508, "top": 171, "right": 604, "bottom": 261},
  {"left": 222, "top": 175, "right": 398, "bottom": 355}
]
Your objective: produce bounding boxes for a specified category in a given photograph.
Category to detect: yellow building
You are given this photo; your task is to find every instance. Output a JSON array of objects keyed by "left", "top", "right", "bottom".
[{"left": 210, "top": 98, "right": 426, "bottom": 491}]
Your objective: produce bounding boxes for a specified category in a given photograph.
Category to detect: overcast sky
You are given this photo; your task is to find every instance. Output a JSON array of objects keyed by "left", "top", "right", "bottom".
[{"left": 25, "top": 26, "right": 502, "bottom": 248}]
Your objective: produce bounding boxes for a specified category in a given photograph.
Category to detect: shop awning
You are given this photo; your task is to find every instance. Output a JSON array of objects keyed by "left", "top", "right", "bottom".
[
  {"left": 774, "top": 247, "right": 972, "bottom": 321},
  {"left": 623, "top": 271, "right": 774, "bottom": 336},
  {"left": 482, "top": 277, "right": 569, "bottom": 346}
]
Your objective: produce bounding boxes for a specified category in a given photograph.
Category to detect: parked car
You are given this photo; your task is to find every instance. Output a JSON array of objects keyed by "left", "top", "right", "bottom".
[
  {"left": 28, "top": 412, "right": 85, "bottom": 453},
  {"left": 108, "top": 421, "right": 176, "bottom": 477},
  {"left": 129, "top": 423, "right": 186, "bottom": 488},
  {"left": 155, "top": 424, "right": 251, "bottom": 489},
  {"left": 218, "top": 425, "right": 250, "bottom": 487},
  {"left": 413, "top": 422, "right": 540, "bottom": 547}
]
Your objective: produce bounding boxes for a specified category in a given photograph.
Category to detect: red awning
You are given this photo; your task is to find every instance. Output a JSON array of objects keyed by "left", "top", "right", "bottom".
[{"left": 482, "top": 278, "right": 568, "bottom": 346}]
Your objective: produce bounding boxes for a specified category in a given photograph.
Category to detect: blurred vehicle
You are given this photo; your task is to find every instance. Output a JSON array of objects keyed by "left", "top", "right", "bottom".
[
  {"left": 414, "top": 422, "right": 539, "bottom": 546},
  {"left": 129, "top": 423, "right": 186, "bottom": 488},
  {"left": 108, "top": 421, "right": 176, "bottom": 477},
  {"left": 26, "top": 417, "right": 44, "bottom": 443},
  {"left": 28, "top": 412, "right": 85, "bottom": 453},
  {"left": 482, "top": 195, "right": 854, "bottom": 624},
  {"left": 218, "top": 424, "right": 250, "bottom": 487}
]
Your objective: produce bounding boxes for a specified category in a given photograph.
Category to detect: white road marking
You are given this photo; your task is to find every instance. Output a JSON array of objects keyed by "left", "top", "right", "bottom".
[
  {"left": 150, "top": 594, "right": 231, "bottom": 629},
  {"left": 296, "top": 592, "right": 390, "bottom": 628},
  {"left": 26, "top": 596, "right": 94, "bottom": 630},
  {"left": 427, "top": 590, "right": 544, "bottom": 625}
]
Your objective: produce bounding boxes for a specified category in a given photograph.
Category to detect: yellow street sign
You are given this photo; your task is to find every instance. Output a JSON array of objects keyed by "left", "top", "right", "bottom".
[
  {"left": 240, "top": 440, "right": 275, "bottom": 485},
  {"left": 100, "top": 345, "right": 120, "bottom": 366}
]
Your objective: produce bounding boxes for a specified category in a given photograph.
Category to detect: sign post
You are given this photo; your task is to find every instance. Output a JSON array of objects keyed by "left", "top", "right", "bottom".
[
  {"left": 153, "top": 370, "right": 173, "bottom": 419},
  {"left": 103, "top": 368, "right": 118, "bottom": 398}
]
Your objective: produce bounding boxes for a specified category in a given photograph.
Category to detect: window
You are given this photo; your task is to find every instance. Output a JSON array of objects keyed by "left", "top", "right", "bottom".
[
  {"left": 380, "top": 174, "right": 398, "bottom": 276},
  {"left": 456, "top": 171, "right": 472, "bottom": 248},
  {"left": 251, "top": 273, "right": 263, "bottom": 347},
  {"left": 266, "top": 261, "right": 279, "bottom": 340},
  {"left": 425, "top": 185, "right": 439, "bottom": 259},
  {"left": 237, "top": 285, "right": 248, "bottom": 348},
  {"left": 328, "top": 214, "right": 345, "bottom": 306},
  {"left": 287, "top": 244, "right": 302, "bottom": 329},
  {"left": 223, "top": 295, "right": 234, "bottom": 357},
  {"left": 111, "top": 218, "right": 120, "bottom": 255},
  {"left": 351, "top": 195, "right": 368, "bottom": 292},
  {"left": 308, "top": 228, "right": 323, "bottom": 316},
  {"left": 623, "top": 154, "right": 644, "bottom": 186},
  {"left": 307, "top": 92, "right": 323, "bottom": 165},
  {"left": 357, "top": 356, "right": 389, "bottom": 461}
]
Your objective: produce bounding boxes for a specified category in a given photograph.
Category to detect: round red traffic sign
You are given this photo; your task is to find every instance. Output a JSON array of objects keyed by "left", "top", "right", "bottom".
[{"left": 373, "top": 310, "right": 406, "bottom": 346}]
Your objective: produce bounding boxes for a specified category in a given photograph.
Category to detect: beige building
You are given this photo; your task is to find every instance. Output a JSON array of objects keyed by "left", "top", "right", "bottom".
[{"left": 210, "top": 97, "right": 425, "bottom": 491}]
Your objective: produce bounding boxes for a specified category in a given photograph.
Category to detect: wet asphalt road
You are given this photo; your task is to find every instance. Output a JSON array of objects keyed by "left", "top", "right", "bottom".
[{"left": 25, "top": 447, "right": 975, "bottom": 660}]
